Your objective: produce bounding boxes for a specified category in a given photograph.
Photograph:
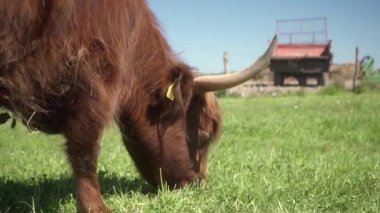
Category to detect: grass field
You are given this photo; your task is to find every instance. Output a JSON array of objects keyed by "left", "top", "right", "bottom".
[{"left": 1, "top": 92, "right": 379, "bottom": 212}]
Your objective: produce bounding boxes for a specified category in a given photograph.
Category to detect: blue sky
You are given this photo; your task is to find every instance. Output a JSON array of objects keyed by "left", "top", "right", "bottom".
[{"left": 149, "top": 0, "right": 380, "bottom": 74}]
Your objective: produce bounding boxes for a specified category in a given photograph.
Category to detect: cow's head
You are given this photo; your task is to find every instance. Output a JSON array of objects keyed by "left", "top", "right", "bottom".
[{"left": 123, "top": 36, "right": 278, "bottom": 188}]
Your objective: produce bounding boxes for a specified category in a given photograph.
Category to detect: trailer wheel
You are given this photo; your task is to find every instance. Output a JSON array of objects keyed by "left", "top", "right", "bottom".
[
  {"left": 274, "top": 73, "right": 284, "bottom": 86},
  {"left": 298, "top": 76, "right": 307, "bottom": 86},
  {"left": 317, "top": 73, "right": 325, "bottom": 86}
]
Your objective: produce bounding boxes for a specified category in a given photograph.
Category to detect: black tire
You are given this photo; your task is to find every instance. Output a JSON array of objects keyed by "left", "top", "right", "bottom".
[
  {"left": 298, "top": 76, "right": 307, "bottom": 86},
  {"left": 274, "top": 73, "right": 284, "bottom": 86},
  {"left": 317, "top": 73, "right": 325, "bottom": 86}
]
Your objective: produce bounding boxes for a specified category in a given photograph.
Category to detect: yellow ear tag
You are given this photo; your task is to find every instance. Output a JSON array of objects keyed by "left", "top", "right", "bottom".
[{"left": 166, "top": 83, "right": 175, "bottom": 101}]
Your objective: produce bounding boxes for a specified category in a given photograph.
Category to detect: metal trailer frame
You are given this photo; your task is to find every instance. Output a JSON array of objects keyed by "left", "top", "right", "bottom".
[{"left": 270, "top": 17, "right": 332, "bottom": 86}]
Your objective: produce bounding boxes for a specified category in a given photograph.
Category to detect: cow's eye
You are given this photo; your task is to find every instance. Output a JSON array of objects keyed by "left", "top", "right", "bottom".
[{"left": 198, "top": 129, "right": 210, "bottom": 147}]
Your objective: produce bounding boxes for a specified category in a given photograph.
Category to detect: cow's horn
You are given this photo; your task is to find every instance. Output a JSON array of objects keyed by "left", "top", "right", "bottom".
[{"left": 193, "top": 34, "right": 277, "bottom": 92}]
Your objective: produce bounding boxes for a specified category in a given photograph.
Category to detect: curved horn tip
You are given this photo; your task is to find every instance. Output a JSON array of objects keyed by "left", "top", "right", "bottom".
[
  {"left": 266, "top": 34, "right": 278, "bottom": 57},
  {"left": 258, "top": 34, "right": 278, "bottom": 67},
  {"left": 192, "top": 35, "right": 278, "bottom": 93}
]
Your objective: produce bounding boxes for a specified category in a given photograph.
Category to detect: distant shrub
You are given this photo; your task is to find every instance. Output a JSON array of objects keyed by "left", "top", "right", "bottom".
[
  {"left": 295, "top": 89, "right": 306, "bottom": 97},
  {"left": 318, "top": 81, "right": 346, "bottom": 95},
  {"left": 354, "top": 81, "right": 380, "bottom": 94},
  {"left": 215, "top": 90, "right": 226, "bottom": 97}
]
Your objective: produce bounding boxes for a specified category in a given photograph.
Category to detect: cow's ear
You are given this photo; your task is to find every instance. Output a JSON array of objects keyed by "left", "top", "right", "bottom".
[
  {"left": 158, "top": 64, "right": 194, "bottom": 125},
  {"left": 168, "top": 63, "right": 193, "bottom": 108}
]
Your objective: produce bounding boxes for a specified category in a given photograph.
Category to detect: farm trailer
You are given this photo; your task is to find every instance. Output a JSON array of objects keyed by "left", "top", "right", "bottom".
[{"left": 269, "top": 18, "right": 333, "bottom": 86}]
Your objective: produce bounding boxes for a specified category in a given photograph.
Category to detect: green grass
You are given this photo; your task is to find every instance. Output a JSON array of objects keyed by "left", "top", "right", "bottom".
[{"left": 1, "top": 93, "right": 380, "bottom": 212}]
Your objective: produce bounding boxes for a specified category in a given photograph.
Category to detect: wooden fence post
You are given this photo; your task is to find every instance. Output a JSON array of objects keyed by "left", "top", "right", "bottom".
[
  {"left": 352, "top": 47, "right": 359, "bottom": 91},
  {"left": 223, "top": 52, "right": 229, "bottom": 74}
]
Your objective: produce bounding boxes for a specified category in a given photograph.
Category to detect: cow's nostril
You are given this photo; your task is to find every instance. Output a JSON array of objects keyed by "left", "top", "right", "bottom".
[{"left": 193, "top": 174, "right": 208, "bottom": 188}]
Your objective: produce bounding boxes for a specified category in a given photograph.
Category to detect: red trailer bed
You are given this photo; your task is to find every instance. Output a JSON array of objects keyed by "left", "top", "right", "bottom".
[
  {"left": 273, "top": 43, "right": 330, "bottom": 58},
  {"left": 269, "top": 18, "right": 332, "bottom": 86}
]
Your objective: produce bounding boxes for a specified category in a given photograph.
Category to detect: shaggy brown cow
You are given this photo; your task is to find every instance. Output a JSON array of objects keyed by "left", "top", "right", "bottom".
[{"left": 0, "top": 0, "right": 277, "bottom": 212}]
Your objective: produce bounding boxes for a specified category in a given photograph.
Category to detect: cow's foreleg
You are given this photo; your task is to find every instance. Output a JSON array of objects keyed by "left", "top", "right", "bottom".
[{"left": 65, "top": 119, "right": 110, "bottom": 213}]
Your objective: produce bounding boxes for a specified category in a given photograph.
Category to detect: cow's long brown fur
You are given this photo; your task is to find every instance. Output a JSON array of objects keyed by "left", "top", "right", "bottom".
[{"left": 0, "top": 1, "right": 221, "bottom": 212}]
